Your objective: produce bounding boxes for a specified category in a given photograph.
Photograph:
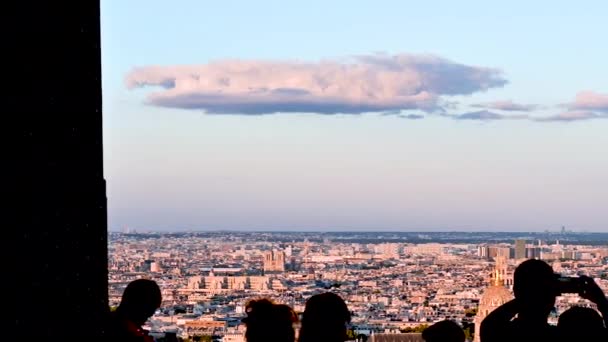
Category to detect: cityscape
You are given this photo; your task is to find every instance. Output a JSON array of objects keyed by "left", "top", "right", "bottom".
[
  {"left": 10, "top": 1, "right": 608, "bottom": 340},
  {"left": 108, "top": 230, "right": 608, "bottom": 341},
  {"left": 102, "top": 2, "right": 608, "bottom": 341}
]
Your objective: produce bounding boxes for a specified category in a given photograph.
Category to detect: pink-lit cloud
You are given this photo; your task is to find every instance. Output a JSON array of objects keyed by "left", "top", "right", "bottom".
[
  {"left": 566, "top": 91, "right": 608, "bottom": 112},
  {"left": 460, "top": 92, "right": 608, "bottom": 122},
  {"left": 471, "top": 100, "right": 538, "bottom": 112},
  {"left": 125, "top": 54, "right": 507, "bottom": 114}
]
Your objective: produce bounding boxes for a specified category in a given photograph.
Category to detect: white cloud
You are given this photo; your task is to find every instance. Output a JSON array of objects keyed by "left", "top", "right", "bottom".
[{"left": 125, "top": 54, "right": 507, "bottom": 114}]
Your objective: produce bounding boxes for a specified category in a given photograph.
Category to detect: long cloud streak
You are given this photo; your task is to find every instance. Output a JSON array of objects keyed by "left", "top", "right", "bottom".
[{"left": 126, "top": 54, "right": 507, "bottom": 114}]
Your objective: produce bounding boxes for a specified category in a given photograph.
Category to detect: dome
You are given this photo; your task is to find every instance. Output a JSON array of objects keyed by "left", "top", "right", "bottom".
[
  {"left": 474, "top": 285, "right": 513, "bottom": 342},
  {"left": 474, "top": 258, "right": 513, "bottom": 342},
  {"left": 478, "top": 285, "right": 513, "bottom": 316}
]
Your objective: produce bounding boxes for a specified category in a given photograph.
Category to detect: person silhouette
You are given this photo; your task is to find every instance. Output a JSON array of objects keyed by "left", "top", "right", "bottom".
[
  {"left": 299, "top": 292, "right": 351, "bottom": 342},
  {"left": 480, "top": 259, "right": 559, "bottom": 342},
  {"left": 105, "top": 279, "right": 162, "bottom": 342},
  {"left": 578, "top": 275, "right": 608, "bottom": 328},
  {"left": 558, "top": 306, "right": 607, "bottom": 341},
  {"left": 242, "top": 298, "right": 298, "bottom": 342},
  {"left": 422, "top": 320, "right": 465, "bottom": 342},
  {"left": 558, "top": 275, "right": 608, "bottom": 341}
]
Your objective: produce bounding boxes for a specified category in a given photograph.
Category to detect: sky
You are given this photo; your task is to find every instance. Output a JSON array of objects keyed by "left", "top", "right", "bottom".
[{"left": 101, "top": 0, "right": 608, "bottom": 232}]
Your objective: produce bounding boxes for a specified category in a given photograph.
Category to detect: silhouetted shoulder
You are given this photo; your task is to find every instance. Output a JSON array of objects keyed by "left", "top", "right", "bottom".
[
  {"left": 422, "top": 320, "right": 464, "bottom": 342},
  {"left": 105, "top": 311, "right": 154, "bottom": 342}
]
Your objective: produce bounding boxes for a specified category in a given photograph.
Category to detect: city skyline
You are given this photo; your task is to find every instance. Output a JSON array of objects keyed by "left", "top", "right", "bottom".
[
  {"left": 102, "top": 1, "right": 608, "bottom": 232},
  {"left": 107, "top": 229, "right": 608, "bottom": 340},
  {"left": 110, "top": 227, "right": 601, "bottom": 234}
]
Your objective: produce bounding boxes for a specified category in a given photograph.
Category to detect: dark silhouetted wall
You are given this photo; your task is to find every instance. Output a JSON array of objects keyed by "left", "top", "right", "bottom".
[{"left": 7, "top": 1, "right": 108, "bottom": 337}]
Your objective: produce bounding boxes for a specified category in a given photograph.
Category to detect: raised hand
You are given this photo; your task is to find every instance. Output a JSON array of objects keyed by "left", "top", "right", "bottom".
[{"left": 579, "top": 275, "right": 608, "bottom": 307}]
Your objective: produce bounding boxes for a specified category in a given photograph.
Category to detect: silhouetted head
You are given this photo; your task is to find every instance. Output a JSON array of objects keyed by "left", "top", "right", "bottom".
[
  {"left": 422, "top": 320, "right": 465, "bottom": 342},
  {"left": 558, "top": 306, "right": 607, "bottom": 341},
  {"left": 299, "top": 292, "right": 351, "bottom": 342},
  {"left": 243, "top": 299, "right": 297, "bottom": 342},
  {"left": 513, "top": 259, "right": 557, "bottom": 319},
  {"left": 117, "top": 279, "right": 162, "bottom": 325}
]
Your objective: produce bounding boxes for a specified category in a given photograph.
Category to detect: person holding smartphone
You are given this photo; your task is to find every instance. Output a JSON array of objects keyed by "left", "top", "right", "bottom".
[
  {"left": 557, "top": 275, "right": 608, "bottom": 341},
  {"left": 480, "top": 259, "right": 560, "bottom": 342},
  {"left": 579, "top": 275, "right": 608, "bottom": 327}
]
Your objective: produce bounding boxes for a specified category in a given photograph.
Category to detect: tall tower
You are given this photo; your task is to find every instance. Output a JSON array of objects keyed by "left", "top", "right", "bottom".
[{"left": 514, "top": 239, "right": 526, "bottom": 260}]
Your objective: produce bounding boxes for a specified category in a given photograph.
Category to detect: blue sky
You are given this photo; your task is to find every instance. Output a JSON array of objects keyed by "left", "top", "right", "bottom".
[{"left": 101, "top": 0, "right": 608, "bottom": 231}]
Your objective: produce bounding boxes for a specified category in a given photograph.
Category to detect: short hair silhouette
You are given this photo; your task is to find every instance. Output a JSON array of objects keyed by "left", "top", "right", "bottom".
[
  {"left": 299, "top": 292, "right": 351, "bottom": 342},
  {"left": 480, "top": 259, "right": 560, "bottom": 342},
  {"left": 422, "top": 320, "right": 465, "bottom": 342},
  {"left": 558, "top": 306, "right": 607, "bottom": 340},
  {"left": 513, "top": 259, "right": 557, "bottom": 318},
  {"left": 118, "top": 279, "right": 162, "bottom": 325},
  {"left": 243, "top": 298, "right": 297, "bottom": 342}
]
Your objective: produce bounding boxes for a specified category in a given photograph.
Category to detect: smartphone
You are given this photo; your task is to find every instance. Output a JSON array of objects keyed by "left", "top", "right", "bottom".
[{"left": 556, "top": 276, "right": 583, "bottom": 294}]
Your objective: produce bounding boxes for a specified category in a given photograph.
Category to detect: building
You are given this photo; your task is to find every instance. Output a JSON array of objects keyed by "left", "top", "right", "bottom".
[
  {"left": 369, "top": 333, "right": 423, "bottom": 342},
  {"left": 541, "top": 252, "right": 561, "bottom": 261},
  {"left": 150, "top": 261, "right": 161, "bottom": 273},
  {"left": 263, "top": 250, "right": 285, "bottom": 273},
  {"left": 496, "top": 247, "right": 512, "bottom": 259},
  {"left": 403, "top": 244, "right": 446, "bottom": 255},
  {"left": 478, "top": 245, "right": 490, "bottom": 259},
  {"left": 515, "top": 240, "right": 526, "bottom": 260},
  {"left": 224, "top": 332, "right": 246, "bottom": 342},
  {"left": 526, "top": 247, "right": 542, "bottom": 259},
  {"left": 249, "top": 276, "right": 271, "bottom": 291},
  {"left": 376, "top": 243, "right": 401, "bottom": 259},
  {"left": 473, "top": 257, "right": 514, "bottom": 342},
  {"left": 187, "top": 275, "right": 271, "bottom": 292},
  {"left": 482, "top": 246, "right": 512, "bottom": 260}
]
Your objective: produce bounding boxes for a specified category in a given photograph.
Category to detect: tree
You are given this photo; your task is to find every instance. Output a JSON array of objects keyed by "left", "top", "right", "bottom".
[
  {"left": 346, "top": 329, "right": 357, "bottom": 340},
  {"left": 463, "top": 326, "right": 473, "bottom": 341},
  {"left": 191, "top": 336, "right": 213, "bottom": 342},
  {"left": 400, "top": 324, "right": 429, "bottom": 333},
  {"left": 414, "top": 324, "right": 429, "bottom": 333},
  {"left": 464, "top": 307, "right": 478, "bottom": 317}
]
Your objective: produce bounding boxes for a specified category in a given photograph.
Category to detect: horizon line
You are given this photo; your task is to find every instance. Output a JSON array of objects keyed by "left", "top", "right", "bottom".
[{"left": 108, "top": 229, "right": 603, "bottom": 234}]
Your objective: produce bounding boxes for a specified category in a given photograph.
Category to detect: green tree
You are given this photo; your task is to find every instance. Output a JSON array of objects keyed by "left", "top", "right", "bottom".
[
  {"left": 414, "top": 324, "right": 429, "bottom": 333},
  {"left": 400, "top": 324, "right": 428, "bottom": 333},
  {"left": 346, "top": 329, "right": 357, "bottom": 340},
  {"left": 463, "top": 326, "right": 473, "bottom": 341},
  {"left": 464, "top": 308, "right": 478, "bottom": 317},
  {"left": 191, "top": 336, "right": 214, "bottom": 342}
]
